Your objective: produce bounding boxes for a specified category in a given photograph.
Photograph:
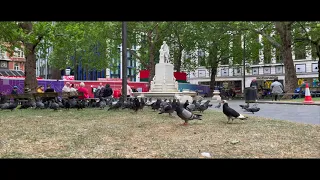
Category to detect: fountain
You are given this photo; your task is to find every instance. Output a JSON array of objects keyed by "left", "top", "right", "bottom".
[{"left": 132, "top": 41, "right": 196, "bottom": 102}]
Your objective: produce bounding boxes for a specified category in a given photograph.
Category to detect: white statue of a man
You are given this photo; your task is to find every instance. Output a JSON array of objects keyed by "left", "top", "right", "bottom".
[{"left": 159, "top": 41, "right": 170, "bottom": 63}]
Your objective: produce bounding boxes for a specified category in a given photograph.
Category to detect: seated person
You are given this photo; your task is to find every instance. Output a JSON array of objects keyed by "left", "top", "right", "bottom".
[
  {"left": 45, "top": 84, "right": 55, "bottom": 93},
  {"left": 37, "top": 86, "right": 44, "bottom": 93},
  {"left": 77, "top": 82, "right": 89, "bottom": 99},
  {"left": 44, "top": 84, "right": 56, "bottom": 101}
]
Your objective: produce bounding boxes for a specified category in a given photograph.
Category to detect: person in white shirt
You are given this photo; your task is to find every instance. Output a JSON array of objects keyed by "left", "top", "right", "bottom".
[
  {"left": 97, "top": 83, "right": 104, "bottom": 90},
  {"left": 62, "top": 82, "right": 71, "bottom": 92},
  {"left": 121, "top": 80, "right": 133, "bottom": 97}
]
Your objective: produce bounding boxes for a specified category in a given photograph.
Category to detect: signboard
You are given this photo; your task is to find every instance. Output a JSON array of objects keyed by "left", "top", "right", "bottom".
[
  {"left": 256, "top": 76, "right": 277, "bottom": 80},
  {"left": 63, "top": 76, "right": 74, "bottom": 80},
  {"left": 65, "top": 69, "right": 71, "bottom": 76}
]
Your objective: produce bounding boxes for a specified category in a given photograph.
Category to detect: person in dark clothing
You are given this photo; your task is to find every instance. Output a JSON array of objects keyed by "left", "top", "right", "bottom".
[
  {"left": 11, "top": 86, "right": 18, "bottom": 95},
  {"left": 45, "top": 84, "right": 55, "bottom": 93},
  {"left": 101, "top": 84, "right": 113, "bottom": 99},
  {"left": 44, "top": 84, "right": 55, "bottom": 101},
  {"left": 0, "top": 91, "right": 7, "bottom": 104}
]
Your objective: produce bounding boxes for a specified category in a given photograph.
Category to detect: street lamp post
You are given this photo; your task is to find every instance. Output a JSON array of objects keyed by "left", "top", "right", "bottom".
[
  {"left": 122, "top": 22, "right": 128, "bottom": 101},
  {"left": 243, "top": 33, "right": 246, "bottom": 93}
]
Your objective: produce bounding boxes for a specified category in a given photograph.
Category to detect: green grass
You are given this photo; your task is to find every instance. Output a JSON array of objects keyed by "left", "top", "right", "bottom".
[{"left": 0, "top": 107, "right": 319, "bottom": 158}]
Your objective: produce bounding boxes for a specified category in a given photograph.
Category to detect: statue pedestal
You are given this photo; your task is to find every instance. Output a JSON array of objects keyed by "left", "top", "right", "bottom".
[
  {"left": 150, "top": 63, "right": 178, "bottom": 92},
  {"left": 212, "top": 90, "right": 221, "bottom": 102}
]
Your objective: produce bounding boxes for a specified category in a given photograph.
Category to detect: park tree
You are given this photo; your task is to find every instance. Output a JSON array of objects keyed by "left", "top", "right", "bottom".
[
  {"left": 164, "top": 22, "right": 199, "bottom": 72},
  {"left": 192, "top": 22, "right": 260, "bottom": 96},
  {"left": 238, "top": 22, "right": 298, "bottom": 97},
  {"left": 126, "top": 22, "right": 171, "bottom": 85},
  {"left": 294, "top": 21, "right": 320, "bottom": 81},
  {"left": 0, "top": 22, "right": 55, "bottom": 92},
  {"left": 48, "top": 22, "right": 121, "bottom": 80}
]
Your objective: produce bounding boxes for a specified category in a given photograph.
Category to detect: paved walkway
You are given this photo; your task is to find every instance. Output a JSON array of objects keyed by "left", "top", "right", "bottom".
[{"left": 208, "top": 99, "right": 320, "bottom": 125}]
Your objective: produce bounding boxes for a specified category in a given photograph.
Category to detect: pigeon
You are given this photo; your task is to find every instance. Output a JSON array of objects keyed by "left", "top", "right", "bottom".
[
  {"left": 7, "top": 101, "right": 19, "bottom": 111},
  {"left": 186, "top": 103, "right": 196, "bottom": 112},
  {"left": 36, "top": 100, "right": 45, "bottom": 109},
  {"left": 1, "top": 102, "right": 10, "bottom": 110},
  {"left": 64, "top": 99, "right": 71, "bottom": 110},
  {"left": 215, "top": 102, "right": 221, "bottom": 108},
  {"left": 108, "top": 99, "right": 124, "bottom": 111},
  {"left": 239, "top": 104, "right": 250, "bottom": 109},
  {"left": 145, "top": 98, "right": 153, "bottom": 106},
  {"left": 159, "top": 99, "right": 178, "bottom": 116},
  {"left": 151, "top": 99, "right": 161, "bottom": 111},
  {"left": 139, "top": 97, "right": 146, "bottom": 110},
  {"left": 244, "top": 107, "right": 260, "bottom": 114},
  {"left": 99, "top": 98, "right": 107, "bottom": 109},
  {"left": 49, "top": 100, "right": 59, "bottom": 111},
  {"left": 183, "top": 100, "right": 189, "bottom": 109},
  {"left": 132, "top": 97, "right": 141, "bottom": 112},
  {"left": 198, "top": 100, "right": 211, "bottom": 113},
  {"left": 221, "top": 100, "right": 248, "bottom": 123},
  {"left": 175, "top": 105, "right": 202, "bottom": 126}
]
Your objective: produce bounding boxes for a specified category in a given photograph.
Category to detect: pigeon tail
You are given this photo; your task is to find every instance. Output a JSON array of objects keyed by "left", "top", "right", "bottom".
[{"left": 238, "top": 114, "right": 248, "bottom": 120}]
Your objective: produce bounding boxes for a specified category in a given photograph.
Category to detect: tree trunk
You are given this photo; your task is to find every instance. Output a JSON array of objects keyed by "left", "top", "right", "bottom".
[
  {"left": 24, "top": 44, "right": 38, "bottom": 93},
  {"left": 74, "top": 50, "right": 77, "bottom": 80},
  {"left": 148, "top": 52, "right": 155, "bottom": 88},
  {"left": 275, "top": 22, "right": 298, "bottom": 99},
  {"left": 86, "top": 68, "right": 89, "bottom": 80},
  {"left": 209, "top": 66, "right": 217, "bottom": 97},
  {"left": 51, "top": 68, "right": 61, "bottom": 80},
  {"left": 316, "top": 45, "right": 320, "bottom": 82},
  {"left": 174, "top": 48, "right": 183, "bottom": 72}
]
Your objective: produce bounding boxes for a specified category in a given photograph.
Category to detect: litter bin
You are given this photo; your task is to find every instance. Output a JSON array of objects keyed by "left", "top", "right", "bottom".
[{"left": 244, "top": 87, "right": 257, "bottom": 103}]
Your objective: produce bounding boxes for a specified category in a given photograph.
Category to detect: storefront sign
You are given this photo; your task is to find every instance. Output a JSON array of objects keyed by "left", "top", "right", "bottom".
[{"left": 256, "top": 76, "right": 277, "bottom": 80}]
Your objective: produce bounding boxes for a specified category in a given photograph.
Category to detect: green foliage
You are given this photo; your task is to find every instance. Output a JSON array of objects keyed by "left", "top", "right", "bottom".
[{"left": 47, "top": 22, "right": 121, "bottom": 71}]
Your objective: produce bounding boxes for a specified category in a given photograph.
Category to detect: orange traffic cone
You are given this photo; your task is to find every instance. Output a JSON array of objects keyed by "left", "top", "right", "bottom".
[{"left": 303, "top": 83, "right": 314, "bottom": 104}]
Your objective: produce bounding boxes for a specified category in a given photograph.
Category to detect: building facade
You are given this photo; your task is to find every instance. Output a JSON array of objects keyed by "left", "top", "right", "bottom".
[
  {"left": 0, "top": 47, "right": 25, "bottom": 77},
  {"left": 185, "top": 34, "right": 319, "bottom": 93}
]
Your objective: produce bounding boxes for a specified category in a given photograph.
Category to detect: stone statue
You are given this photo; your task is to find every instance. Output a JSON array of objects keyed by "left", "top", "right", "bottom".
[{"left": 159, "top": 41, "right": 170, "bottom": 63}]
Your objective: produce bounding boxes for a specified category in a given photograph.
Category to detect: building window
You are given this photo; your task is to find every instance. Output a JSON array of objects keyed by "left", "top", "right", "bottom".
[
  {"left": 221, "top": 67, "right": 229, "bottom": 76},
  {"left": 198, "top": 50, "right": 206, "bottom": 66},
  {"left": 295, "top": 64, "right": 306, "bottom": 73},
  {"left": 312, "top": 63, "right": 318, "bottom": 72},
  {"left": 275, "top": 66, "right": 283, "bottom": 74},
  {"left": 233, "top": 67, "right": 241, "bottom": 76},
  {"left": 14, "top": 49, "right": 24, "bottom": 58},
  {"left": 263, "top": 67, "right": 271, "bottom": 74},
  {"left": 252, "top": 67, "right": 259, "bottom": 75},
  {"left": 198, "top": 70, "right": 206, "bottom": 77},
  {"left": 14, "top": 63, "right": 20, "bottom": 70}
]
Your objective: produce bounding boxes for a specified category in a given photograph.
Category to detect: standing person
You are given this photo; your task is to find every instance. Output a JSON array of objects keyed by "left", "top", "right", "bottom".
[
  {"left": 121, "top": 80, "right": 133, "bottom": 98},
  {"left": 77, "top": 82, "right": 89, "bottom": 99},
  {"left": 250, "top": 79, "right": 258, "bottom": 100},
  {"left": 250, "top": 79, "right": 258, "bottom": 89},
  {"left": 271, "top": 78, "right": 284, "bottom": 101}
]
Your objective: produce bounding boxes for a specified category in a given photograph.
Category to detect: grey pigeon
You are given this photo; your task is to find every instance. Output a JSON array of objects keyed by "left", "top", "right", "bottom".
[
  {"left": 99, "top": 99, "right": 107, "bottom": 109},
  {"left": 175, "top": 105, "right": 202, "bottom": 126}
]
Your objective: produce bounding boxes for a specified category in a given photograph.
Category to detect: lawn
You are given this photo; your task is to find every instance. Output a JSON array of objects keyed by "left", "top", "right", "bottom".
[{"left": 0, "top": 107, "right": 319, "bottom": 158}]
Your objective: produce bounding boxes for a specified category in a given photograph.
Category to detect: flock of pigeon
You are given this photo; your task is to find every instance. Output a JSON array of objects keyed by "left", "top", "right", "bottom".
[{"left": 0, "top": 96, "right": 256, "bottom": 125}]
